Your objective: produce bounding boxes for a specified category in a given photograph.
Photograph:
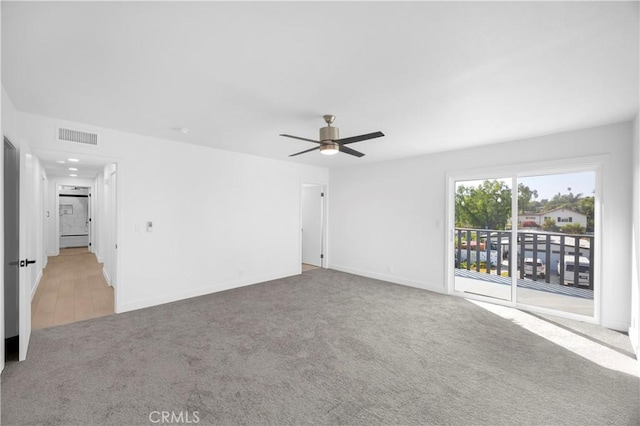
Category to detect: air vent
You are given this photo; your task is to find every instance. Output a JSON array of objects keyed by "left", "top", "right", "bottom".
[{"left": 57, "top": 127, "right": 98, "bottom": 146}]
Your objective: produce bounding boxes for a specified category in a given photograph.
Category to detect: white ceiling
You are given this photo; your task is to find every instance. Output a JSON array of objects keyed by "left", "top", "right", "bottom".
[
  {"left": 34, "top": 151, "right": 108, "bottom": 180},
  {"left": 2, "top": 1, "right": 638, "bottom": 169}
]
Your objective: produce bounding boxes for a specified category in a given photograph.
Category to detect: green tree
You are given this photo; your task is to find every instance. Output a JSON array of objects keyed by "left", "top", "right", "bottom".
[
  {"left": 455, "top": 180, "right": 512, "bottom": 230},
  {"left": 518, "top": 183, "right": 538, "bottom": 213},
  {"left": 574, "top": 196, "right": 595, "bottom": 232}
]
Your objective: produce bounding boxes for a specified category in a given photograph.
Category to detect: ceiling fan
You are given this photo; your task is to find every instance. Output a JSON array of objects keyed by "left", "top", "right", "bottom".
[{"left": 280, "top": 115, "right": 384, "bottom": 158}]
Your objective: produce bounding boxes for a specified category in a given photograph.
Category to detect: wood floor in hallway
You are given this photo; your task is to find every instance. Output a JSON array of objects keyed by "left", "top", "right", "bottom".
[{"left": 31, "top": 247, "right": 114, "bottom": 330}]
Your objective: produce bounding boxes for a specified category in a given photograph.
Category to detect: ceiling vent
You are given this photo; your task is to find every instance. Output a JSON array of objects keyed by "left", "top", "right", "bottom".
[{"left": 57, "top": 127, "right": 98, "bottom": 146}]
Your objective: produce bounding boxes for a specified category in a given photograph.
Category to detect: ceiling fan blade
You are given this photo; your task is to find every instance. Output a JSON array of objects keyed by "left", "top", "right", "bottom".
[
  {"left": 337, "top": 131, "right": 385, "bottom": 145},
  {"left": 339, "top": 145, "right": 365, "bottom": 158},
  {"left": 289, "top": 146, "right": 321, "bottom": 157},
  {"left": 279, "top": 134, "right": 320, "bottom": 144}
]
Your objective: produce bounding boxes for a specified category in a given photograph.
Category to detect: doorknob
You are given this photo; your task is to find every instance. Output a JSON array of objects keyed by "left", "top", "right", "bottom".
[{"left": 20, "top": 259, "right": 36, "bottom": 267}]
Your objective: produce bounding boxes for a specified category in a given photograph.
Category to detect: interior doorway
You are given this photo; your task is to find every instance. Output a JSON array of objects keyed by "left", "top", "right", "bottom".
[
  {"left": 58, "top": 185, "right": 91, "bottom": 250},
  {"left": 301, "top": 183, "right": 325, "bottom": 272}
]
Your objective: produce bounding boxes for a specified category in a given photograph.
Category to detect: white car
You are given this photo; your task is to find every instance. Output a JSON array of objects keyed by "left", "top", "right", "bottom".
[
  {"left": 557, "top": 255, "right": 590, "bottom": 286},
  {"left": 524, "top": 258, "right": 546, "bottom": 278}
]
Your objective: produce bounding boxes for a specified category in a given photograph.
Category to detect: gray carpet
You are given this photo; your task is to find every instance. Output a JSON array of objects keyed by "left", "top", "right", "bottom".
[{"left": 2, "top": 269, "right": 639, "bottom": 425}]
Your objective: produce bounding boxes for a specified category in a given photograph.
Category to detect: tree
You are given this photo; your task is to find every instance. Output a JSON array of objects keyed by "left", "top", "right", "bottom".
[
  {"left": 455, "top": 180, "right": 512, "bottom": 230},
  {"left": 574, "top": 196, "right": 595, "bottom": 232},
  {"left": 518, "top": 183, "right": 538, "bottom": 213}
]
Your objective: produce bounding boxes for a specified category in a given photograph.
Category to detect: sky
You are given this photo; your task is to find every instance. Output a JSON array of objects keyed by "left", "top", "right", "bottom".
[
  {"left": 456, "top": 171, "right": 596, "bottom": 201},
  {"left": 519, "top": 171, "right": 595, "bottom": 200}
]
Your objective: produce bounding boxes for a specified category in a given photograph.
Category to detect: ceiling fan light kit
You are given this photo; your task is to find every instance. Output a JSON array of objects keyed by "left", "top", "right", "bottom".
[
  {"left": 319, "top": 143, "right": 339, "bottom": 155},
  {"left": 280, "top": 114, "right": 384, "bottom": 158}
]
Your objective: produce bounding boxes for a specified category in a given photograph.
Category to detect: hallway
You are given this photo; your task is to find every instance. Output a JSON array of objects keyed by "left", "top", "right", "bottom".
[{"left": 31, "top": 248, "right": 114, "bottom": 330}]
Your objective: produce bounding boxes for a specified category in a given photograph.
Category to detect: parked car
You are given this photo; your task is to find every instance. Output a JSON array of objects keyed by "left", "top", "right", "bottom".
[
  {"left": 557, "top": 255, "right": 590, "bottom": 286},
  {"left": 524, "top": 258, "right": 546, "bottom": 278}
]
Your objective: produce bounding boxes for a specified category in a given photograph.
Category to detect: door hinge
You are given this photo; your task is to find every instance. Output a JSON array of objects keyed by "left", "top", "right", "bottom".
[
  {"left": 321, "top": 192, "right": 324, "bottom": 197},
  {"left": 320, "top": 254, "right": 324, "bottom": 259}
]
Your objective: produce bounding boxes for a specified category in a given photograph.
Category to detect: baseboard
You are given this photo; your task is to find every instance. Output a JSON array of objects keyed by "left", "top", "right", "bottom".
[
  {"left": 329, "top": 264, "right": 445, "bottom": 294},
  {"left": 102, "top": 267, "right": 112, "bottom": 286},
  {"left": 120, "top": 270, "right": 300, "bottom": 313},
  {"left": 97, "top": 255, "right": 104, "bottom": 263},
  {"left": 31, "top": 270, "right": 43, "bottom": 301}
]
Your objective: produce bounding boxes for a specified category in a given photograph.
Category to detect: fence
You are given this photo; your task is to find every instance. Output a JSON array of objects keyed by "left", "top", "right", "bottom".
[{"left": 454, "top": 228, "right": 594, "bottom": 290}]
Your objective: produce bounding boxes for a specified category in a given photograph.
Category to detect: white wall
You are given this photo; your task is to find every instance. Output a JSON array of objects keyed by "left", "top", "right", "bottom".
[
  {"left": 18, "top": 112, "right": 329, "bottom": 313},
  {"left": 631, "top": 112, "right": 639, "bottom": 355},
  {"left": 330, "top": 121, "right": 634, "bottom": 331}
]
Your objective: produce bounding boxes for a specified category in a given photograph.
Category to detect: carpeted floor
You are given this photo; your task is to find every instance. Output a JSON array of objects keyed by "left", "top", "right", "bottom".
[{"left": 2, "top": 269, "right": 639, "bottom": 425}]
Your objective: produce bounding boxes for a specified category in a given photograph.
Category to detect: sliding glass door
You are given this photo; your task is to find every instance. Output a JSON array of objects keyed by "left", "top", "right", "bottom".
[
  {"left": 450, "top": 167, "right": 598, "bottom": 320},
  {"left": 515, "top": 171, "right": 596, "bottom": 317},
  {"left": 453, "top": 178, "right": 513, "bottom": 302}
]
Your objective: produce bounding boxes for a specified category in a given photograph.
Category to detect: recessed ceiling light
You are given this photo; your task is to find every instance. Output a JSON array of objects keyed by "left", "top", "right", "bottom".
[
  {"left": 56, "top": 160, "right": 65, "bottom": 164},
  {"left": 69, "top": 174, "right": 78, "bottom": 177},
  {"left": 68, "top": 167, "right": 78, "bottom": 171},
  {"left": 68, "top": 158, "right": 79, "bottom": 162}
]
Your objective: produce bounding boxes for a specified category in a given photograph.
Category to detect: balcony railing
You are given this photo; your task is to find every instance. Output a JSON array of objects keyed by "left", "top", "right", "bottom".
[{"left": 454, "top": 228, "right": 594, "bottom": 290}]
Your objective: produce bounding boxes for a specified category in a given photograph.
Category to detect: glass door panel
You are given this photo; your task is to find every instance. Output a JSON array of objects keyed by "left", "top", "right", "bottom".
[
  {"left": 453, "top": 178, "right": 513, "bottom": 301},
  {"left": 515, "top": 172, "right": 595, "bottom": 317}
]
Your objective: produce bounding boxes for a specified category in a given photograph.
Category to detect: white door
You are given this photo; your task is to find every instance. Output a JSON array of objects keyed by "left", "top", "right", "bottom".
[
  {"left": 301, "top": 184, "right": 323, "bottom": 267},
  {"left": 3, "top": 138, "right": 20, "bottom": 369},
  {"left": 108, "top": 170, "right": 117, "bottom": 287},
  {"left": 18, "top": 148, "right": 35, "bottom": 360}
]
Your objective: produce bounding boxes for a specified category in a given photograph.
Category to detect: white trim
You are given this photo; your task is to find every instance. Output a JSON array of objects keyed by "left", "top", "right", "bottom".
[
  {"left": 299, "top": 180, "right": 328, "bottom": 271},
  {"left": 445, "top": 154, "right": 605, "bottom": 325},
  {"left": 102, "top": 266, "right": 112, "bottom": 286},
  {"left": 330, "top": 264, "right": 446, "bottom": 294}
]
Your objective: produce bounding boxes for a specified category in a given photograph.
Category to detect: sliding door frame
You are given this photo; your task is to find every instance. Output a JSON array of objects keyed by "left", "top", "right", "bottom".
[{"left": 446, "top": 155, "right": 604, "bottom": 325}]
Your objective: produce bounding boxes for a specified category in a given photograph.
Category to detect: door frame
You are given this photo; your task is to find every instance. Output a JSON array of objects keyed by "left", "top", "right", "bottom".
[
  {"left": 31, "top": 148, "right": 123, "bottom": 310},
  {"left": 56, "top": 184, "right": 92, "bottom": 253},
  {"left": 2, "top": 137, "right": 21, "bottom": 369},
  {"left": 299, "top": 181, "right": 327, "bottom": 270},
  {"left": 446, "top": 155, "right": 604, "bottom": 325}
]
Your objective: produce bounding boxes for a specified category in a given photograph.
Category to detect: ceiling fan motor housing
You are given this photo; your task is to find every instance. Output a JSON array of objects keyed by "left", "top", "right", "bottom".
[{"left": 319, "top": 125, "right": 339, "bottom": 143}]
